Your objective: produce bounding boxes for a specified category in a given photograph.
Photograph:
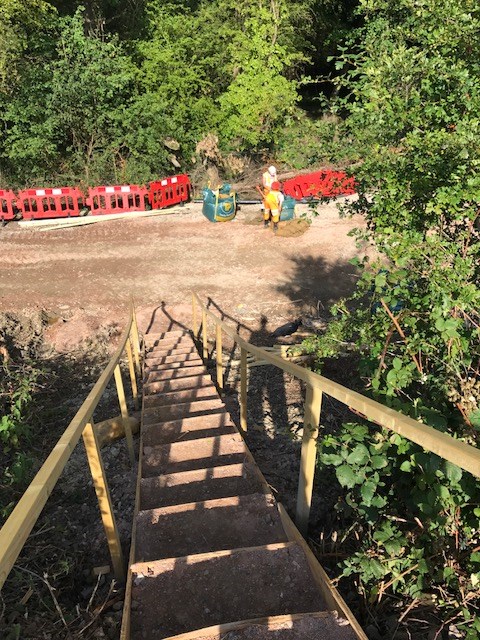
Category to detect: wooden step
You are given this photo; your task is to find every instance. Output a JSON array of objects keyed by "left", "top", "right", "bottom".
[
  {"left": 145, "top": 353, "right": 203, "bottom": 367},
  {"left": 146, "top": 346, "right": 198, "bottom": 358},
  {"left": 142, "top": 413, "right": 236, "bottom": 445},
  {"left": 143, "top": 386, "right": 219, "bottom": 408},
  {"left": 129, "top": 543, "right": 326, "bottom": 639},
  {"left": 146, "top": 336, "right": 195, "bottom": 347},
  {"left": 142, "top": 398, "right": 225, "bottom": 425},
  {"left": 144, "top": 330, "right": 190, "bottom": 345},
  {"left": 143, "top": 374, "right": 213, "bottom": 396},
  {"left": 144, "top": 360, "right": 204, "bottom": 374},
  {"left": 144, "top": 366, "right": 207, "bottom": 384},
  {"left": 142, "top": 433, "right": 247, "bottom": 476},
  {"left": 135, "top": 494, "right": 287, "bottom": 562},
  {"left": 161, "top": 612, "right": 358, "bottom": 640},
  {"left": 139, "top": 462, "right": 266, "bottom": 510}
]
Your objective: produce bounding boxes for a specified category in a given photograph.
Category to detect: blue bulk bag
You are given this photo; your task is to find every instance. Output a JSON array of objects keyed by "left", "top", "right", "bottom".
[
  {"left": 280, "top": 195, "right": 296, "bottom": 221},
  {"left": 202, "top": 184, "right": 236, "bottom": 222}
]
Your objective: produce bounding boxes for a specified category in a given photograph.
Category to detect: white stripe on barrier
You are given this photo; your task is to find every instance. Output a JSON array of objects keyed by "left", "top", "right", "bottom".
[
  {"left": 52, "top": 189, "right": 62, "bottom": 196},
  {"left": 120, "top": 186, "right": 131, "bottom": 193},
  {"left": 36, "top": 190, "right": 46, "bottom": 196},
  {"left": 171, "top": 177, "right": 178, "bottom": 183},
  {"left": 161, "top": 180, "right": 168, "bottom": 186},
  {"left": 106, "top": 187, "right": 115, "bottom": 193}
]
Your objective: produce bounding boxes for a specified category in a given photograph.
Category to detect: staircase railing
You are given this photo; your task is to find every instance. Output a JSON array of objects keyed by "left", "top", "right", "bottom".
[
  {"left": 0, "top": 301, "right": 141, "bottom": 589},
  {"left": 192, "top": 292, "right": 480, "bottom": 533}
]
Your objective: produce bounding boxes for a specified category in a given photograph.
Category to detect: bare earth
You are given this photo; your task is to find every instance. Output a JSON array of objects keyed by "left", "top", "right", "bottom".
[{"left": 0, "top": 199, "right": 367, "bottom": 345}]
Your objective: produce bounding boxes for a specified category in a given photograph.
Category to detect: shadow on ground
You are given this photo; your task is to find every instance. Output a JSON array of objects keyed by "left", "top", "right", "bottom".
[{"left": 277, "top": 254, "right": 359, "bottom": 311}]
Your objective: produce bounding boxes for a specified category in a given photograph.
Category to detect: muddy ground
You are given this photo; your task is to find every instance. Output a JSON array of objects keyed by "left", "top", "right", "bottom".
[{"left": 0, "top": 199, "right": 378, "bottom": 639}]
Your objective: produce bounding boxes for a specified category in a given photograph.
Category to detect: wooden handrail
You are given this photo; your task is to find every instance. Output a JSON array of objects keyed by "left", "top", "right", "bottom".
[
  {"left": 0, "top": 303, "right": 141, "bottom": 590},
  {"left": 192, "top": 293, "right": 480, "bottom": 531}
]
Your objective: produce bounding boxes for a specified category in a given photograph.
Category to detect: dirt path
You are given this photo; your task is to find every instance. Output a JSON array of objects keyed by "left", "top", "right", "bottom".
[{"left": 0, "top": 199, "right": 367, "bottom": 346}]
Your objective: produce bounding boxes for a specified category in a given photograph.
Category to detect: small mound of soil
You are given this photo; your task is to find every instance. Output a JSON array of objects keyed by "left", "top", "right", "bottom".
[
  {"left": 276, "top": 219, "right": 310, "bottom": 237},
  {"left": 243, "top": 212, "right": 264, "bottom": 225}
]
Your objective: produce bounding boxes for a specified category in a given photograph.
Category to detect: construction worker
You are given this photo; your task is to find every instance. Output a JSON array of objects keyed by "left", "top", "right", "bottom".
[
  {"left": 262, "top": 165, "right": 277, "bottom": 191},
  {"left": 260, "top": 165, "right": 277, "bottom": 213},
  {"left": 264, "top": 181, "right": 283, "bottom": 233}
]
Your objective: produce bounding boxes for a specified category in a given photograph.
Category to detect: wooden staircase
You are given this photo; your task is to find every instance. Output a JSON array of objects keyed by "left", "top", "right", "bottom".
[{"left": 121, "top": 329, "right": 364, "bottom": 640}]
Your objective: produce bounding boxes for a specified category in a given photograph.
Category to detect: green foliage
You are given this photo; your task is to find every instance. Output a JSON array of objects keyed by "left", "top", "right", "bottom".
[
  {"left": 306, "top": 0, "right": 480, "bottom": 631},
  {"left": 0, "top": 0, "right": 56, "bottom": 94},
  {"left": 0, "top": 362, "right": 42, "bottom": 516},
  {"left": 274, "top": 112, "right": 359, "bottom": 168},
  {"left": 0, "top": 0, "right": 348, "bottom": 186},
  {"left": 319, "top": 421, "right": 480, "bottom": 630}
]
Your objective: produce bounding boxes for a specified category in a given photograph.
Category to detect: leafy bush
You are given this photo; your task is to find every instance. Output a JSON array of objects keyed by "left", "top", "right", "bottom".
[
  {"left": 0, "top": 362, "right": 42, "bottom": 519},
  {"left": 305, "top": 0, "right": 480, "bottom": 633},
  {"left": 275, "top": 111, "right": 359, "bottom": 169}
]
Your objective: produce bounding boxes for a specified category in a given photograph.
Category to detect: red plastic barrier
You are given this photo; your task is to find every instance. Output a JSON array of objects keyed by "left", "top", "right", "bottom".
[
  {"left": 283, "top": 170, "right": 356, "bottom": 200},
  {"left": 148, "top": 174, "right": 191, "bottom": 209},
  {"left": 17, "top": 187, "right": 85, "bottom": 220},
  {"left": 0, "top": 190, "right": 17, "bottom": 222},
  {"left": 86, "top": 185, "right": 149, "bottom": 216}
]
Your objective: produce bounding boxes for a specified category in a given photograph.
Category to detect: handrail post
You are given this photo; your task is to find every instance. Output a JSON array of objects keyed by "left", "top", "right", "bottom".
[
  {"left": 216, "top": 323, "right": 223, "bottom": 389},
  {"left": 82, "top": 420, "right": 125, "bottom": 583},
  {"left": 192, "top": 293, "right": 198, "bottom": 338},
  {"left": 202, "top": 309, "right": 208, "bottom": 359},
  {"left": 296, "top": 384, "right": 323, "bottom": 534},
  {"left": 130, "top": 305, "right": 141, "bottom": 377},
  {"left": 240, "top": 348, "right": 248, "bottom": 432},
  {"left": 126, "top": 339, "right": 139, "bottom": 411},
  {"left": 114, "top": 364, "right": 135, "bottom": 465}
]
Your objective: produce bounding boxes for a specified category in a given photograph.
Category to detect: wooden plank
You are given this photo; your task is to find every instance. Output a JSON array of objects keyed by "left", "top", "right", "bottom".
[
  {"left": 114, "top": 364, "right": 135, "bottom": 465},
  {"left": 161, "top": 612, "right": 332, "bottom": 640},
  {"left": 277, "top": 504, "right": 368, "bottom": 640},
  {"left": 192, "top": 293, "right": 480, "bottom": 480},
  {"left": 296, "top": 386, "right": 322, "bottom": 534},
  {"left": 0, "top": 306, "right": 135, "bottom": 590},
  {"left": 202, "top": 310, "right": 208, "bottom": 359},
  {"left": 82, "top": 421, "right": 125, "bottom": 583},
  {"left": 95, "top": 415, "right": 140, "bottom": 448},
  {"left": 17, "top": 205, "right": 194, "bottom": 229},
  {"left": 192, "top": 293, "right": 198, "bottom": 338},
  {"left": 130, "top": 303, "right": 141, "bottom": 377},
  {"left": 216, "top": 324, "right": 223, "bottom": 390},
  {"left": 119, "top": 397, "right": 144, "bottom": 640},
  {"left": 240, "top": 348, "right": 248, "bottom": 432},
  {"left": 126, "top": 339, "right": 139, "bottom": 411},
  {"left": 132, "top": 542, "right": 296, "bottom": 570}
]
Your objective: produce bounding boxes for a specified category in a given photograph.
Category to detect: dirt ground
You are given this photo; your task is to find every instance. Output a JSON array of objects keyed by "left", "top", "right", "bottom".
[{"left": 0, "top": 198, "right": 368, "bottom": 346}]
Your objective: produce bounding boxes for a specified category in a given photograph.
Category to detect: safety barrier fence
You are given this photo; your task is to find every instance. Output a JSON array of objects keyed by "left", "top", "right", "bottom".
[
  {"left": 0, "top": 190, "right": 17, "bottom": 222},
  {"left": 149, "top": 173, "right": 191, "bottom": 209},
  {"left": 0, "top": 174, "right": 191, "bottom": 222},
  {"left": 283, "top": 170, "right": 356, "bottom": 200},
  {"left": 17, "top": 187, "right": 86, "bottom": 220},
  {"left": 86, "top": 185, "right": 149, "bottom": 216},
  {"left": 0, "top": 302, "right": 142, "bottom": 590},
  {"left": 192, "top": 293, "right": 480, "bottom": 534}
]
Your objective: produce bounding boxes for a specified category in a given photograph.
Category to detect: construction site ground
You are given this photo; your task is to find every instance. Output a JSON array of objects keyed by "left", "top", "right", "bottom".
[{"left": 0, "top": 199, "right": 367, "bottom": 348}]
